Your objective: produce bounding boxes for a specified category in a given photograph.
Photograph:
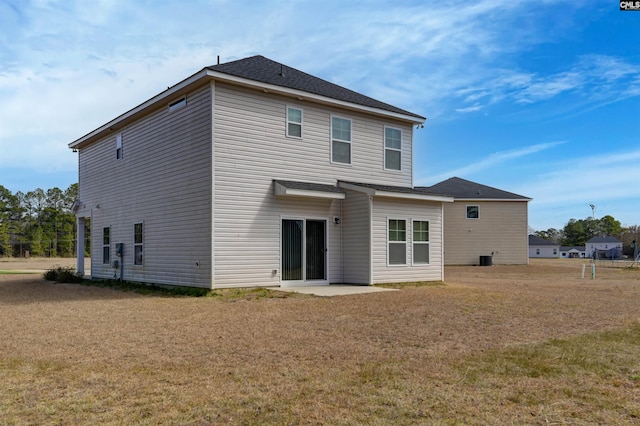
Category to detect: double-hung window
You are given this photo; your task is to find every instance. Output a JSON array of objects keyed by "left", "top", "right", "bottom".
[
  {"left": 388, "top": 219, "right": 407, "bottom": 265},
  {"left": 287, "top": 107, "right": 302, "bottom": 138},
  {"left": 384, "top": 127, "right": 402, "bottom": 170},
  {"left": 134, "top": 223, "right": 144, "bottom": 265},
  {"left": 102, "top": 227, "right": 110, "bottom": 265},
  {"left": 466, "top": 205, "right": 479, "bottom": 219},
  {"left": 413, "top": 220, "right": 430, "bottom": 264},
  {"left": 331, "top": 116, "right": 351, "bottom": 164}
]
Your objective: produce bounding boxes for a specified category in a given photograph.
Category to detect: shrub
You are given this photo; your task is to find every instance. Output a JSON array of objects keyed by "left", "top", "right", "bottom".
[{"left": 43, "top": 266, "right": 84, "bottom": 283}]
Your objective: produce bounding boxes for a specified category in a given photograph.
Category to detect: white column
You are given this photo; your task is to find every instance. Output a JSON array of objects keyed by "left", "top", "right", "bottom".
[{"left": 76, "top": 217, "right": 85, "bottom": 275}]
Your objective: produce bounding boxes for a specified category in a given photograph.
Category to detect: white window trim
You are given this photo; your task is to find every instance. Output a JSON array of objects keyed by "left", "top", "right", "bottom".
[
  {"left": 168, "top": 96, "right": 186, "bottom": 112},
  {"left": 466, "top": 205, "right": 480, "bottom": 220},
  {"left": 330, "top": 115, "right": 352, "bottom": 165},
  {"left": 133, "top": 222, "right": 144, "bottom": 266},
  {"left": 384, "top": 126, "right": 402, "bottom": 171},
  {"left": 411, "top": 219, "right": 430, "bottom": 265},
  {"left": 387, "top": 217, "right": 407, "bottom": 266},
  {"left": 102, "top": 226, "right": 110, "bottom": 265},
  {"left": 286, "top": 106, "right": 303, "bottom": 139}
]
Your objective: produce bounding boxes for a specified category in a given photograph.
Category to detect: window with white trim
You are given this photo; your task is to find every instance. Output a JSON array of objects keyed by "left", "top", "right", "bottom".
[
  {"left": 466, "top": 205, "right": 479, "bottom": 219},
  {"left": 134, "top": 223, "right": 143, "bottom": 265},
  {"left": 331, "top": 116, "right": 351, "bottom": 164},
  {"left": 413, "top": 220, "right": 430, "bottom": 264},
  {"left": 384, "top": 127, "right": 401, "bottom": 170},
  {"left": 102, "top": 227, "right": 110, "bottom": 265},
  {"left": 116, "top": 133, "right": 123, "bottom": 160},
  {"left": 388, "top": 219, "right": 407, "bottom": 265},
  {"left": 286, "top": 107, "right": 302, "bottom": 138}
]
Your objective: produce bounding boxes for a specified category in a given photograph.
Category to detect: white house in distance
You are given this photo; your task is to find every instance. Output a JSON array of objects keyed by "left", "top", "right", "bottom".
[
  {"left": 69, "top": 55, "right": 454, "bottom": 289},
  {"left": 420, "top": 177, "right": 531, "bottom": 265},
  {"left": 560, "top": 246, "right": 586, "bottom": 259},
  {"left": 528, "top": 234, "right": 560, "bottom": 258},
  {"left": 586, "top": 236, "right": 623, "bottom": 260}
]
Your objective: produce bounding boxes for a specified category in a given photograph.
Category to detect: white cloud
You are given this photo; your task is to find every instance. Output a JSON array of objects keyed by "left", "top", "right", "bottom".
[
  {"left": 417, "top": 141, "right": 567, "bottom": 185},
  {"left": 456, "top": 105, "right": 484, "bottom": 113}
]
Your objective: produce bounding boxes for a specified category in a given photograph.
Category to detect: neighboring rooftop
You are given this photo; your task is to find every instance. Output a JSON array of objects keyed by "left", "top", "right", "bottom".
[
  {"left": 529, "top": 235, "right": 559, "bottom": 246},
  {"left": 207, "top": 55, "right": 425, "bottom": 120},
  {"left": 420, "top": 177, "right": 531, "bottom": 200},
  {"left": 587, "top": 236, "right": 622, "bottom": 243}
]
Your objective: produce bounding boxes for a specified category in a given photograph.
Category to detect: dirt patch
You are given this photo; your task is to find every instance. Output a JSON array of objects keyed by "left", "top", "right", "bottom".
[{"left": 1, "top": 258, "right": 639, "bottom": 424}]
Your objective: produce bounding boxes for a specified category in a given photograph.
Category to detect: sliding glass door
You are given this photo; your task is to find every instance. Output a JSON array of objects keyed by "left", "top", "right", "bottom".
[{"left": 282, "top": 218, "right": 326, "bottom": 283}]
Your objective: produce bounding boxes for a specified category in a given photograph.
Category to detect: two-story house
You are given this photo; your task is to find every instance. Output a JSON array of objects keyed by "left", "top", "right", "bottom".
[
  {"left": 420, "top": 177, "right": 531, "bottom": 265},
  {"left": 69, "top": 55, "right": 453, "bottom": 289},
  {"left": 586, "top": 236, "right": 623, "bottom": 260}
]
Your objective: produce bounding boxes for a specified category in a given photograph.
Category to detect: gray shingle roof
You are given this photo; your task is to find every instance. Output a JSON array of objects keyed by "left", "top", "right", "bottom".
[
  {"left": 419, "top": 177, "right": 530, "bottom": 200},
  {"left": 339, "top": 180, "right": 448, "bottom": 197},
  {"left": 587, "top": 236, "right": 622, "bottom": 244},
  {"left": 529, "top": 235, "right": 559, "bottom": 246},
  {"left": 207, "top": 55, "right": 425, "bottom": 121},
  {"left": 560, "top": 246, "right": 585, "bottom": 251}
]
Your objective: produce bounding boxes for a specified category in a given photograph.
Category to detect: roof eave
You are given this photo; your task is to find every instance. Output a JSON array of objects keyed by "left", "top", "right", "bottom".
[
  {"left": 453, "top": 197, "right": 532, "bottom": 202},
  {"left": 205, "top": 70, "right": 426, "bottom": 124},
  {"left": 69, "top": 67, "right": 425, "bottom": 150},
  {"left": 339, "top": 182, "right": 453, "bottom": 202}
]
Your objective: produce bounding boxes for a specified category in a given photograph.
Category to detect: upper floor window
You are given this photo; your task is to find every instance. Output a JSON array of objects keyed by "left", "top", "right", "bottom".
[
  {"left": 384, "top": 127, "right": 402, "bottom": 170},
  {"left": 466, "top": 205, "right": 479, "bottom": 219},
  {"left": 169, "top": 96, "right": 186, "bottom": 112},
  {"left": 116, "top": 133, "right": 123, "bottom": 160},
  {"left": 388, "top": 219, "right": 407, "bottom": 265},
  {"left": 331, "top": 116, "right": 351, "bottom": 164},
  {"left": 287, "top": 107, "right": 302, "bottom": 138}
]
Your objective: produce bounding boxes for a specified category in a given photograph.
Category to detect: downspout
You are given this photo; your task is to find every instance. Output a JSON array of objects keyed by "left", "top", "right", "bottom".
[
  {"left": 368, "top": 195, "right": 374, "bottom": 285},
  {"left": 441, "top": 203, "right": 445, "bottom": 281}
]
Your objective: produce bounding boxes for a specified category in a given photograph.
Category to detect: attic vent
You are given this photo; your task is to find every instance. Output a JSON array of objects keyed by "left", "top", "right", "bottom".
[{"left": 169, "top": 96, "right": 186, "bottom": 112}]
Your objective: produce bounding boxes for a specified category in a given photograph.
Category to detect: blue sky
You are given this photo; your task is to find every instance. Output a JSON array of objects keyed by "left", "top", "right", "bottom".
[{"left": 1, "top": 0, "right": 639, "bottom": 231}]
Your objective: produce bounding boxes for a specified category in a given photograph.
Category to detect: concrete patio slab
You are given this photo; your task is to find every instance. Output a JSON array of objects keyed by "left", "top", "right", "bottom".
[{"left": 272, "top": 285, "right": 398, "bottom": 297}]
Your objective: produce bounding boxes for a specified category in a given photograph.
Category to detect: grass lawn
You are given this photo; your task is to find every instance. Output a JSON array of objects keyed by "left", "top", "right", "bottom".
[{"left": 1, "top": 259, "right": 639, "bottom": 424}]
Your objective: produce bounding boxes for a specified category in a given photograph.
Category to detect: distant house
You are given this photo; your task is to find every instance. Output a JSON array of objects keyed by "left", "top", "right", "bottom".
[
  {"left": 420, "top": 177, "right": 531, "bottom": 265},
  {"left": 586, "top": 236, "right": 623, "bottom": 260},
  {"left": 528, "top": 235, "right": 560, "bottom": 258},
  {"left": 560, "top": 246, "right": 586, "bottom": 259},
  {"left": 68, "top": 55, "right": 454, "bottom": 289}
]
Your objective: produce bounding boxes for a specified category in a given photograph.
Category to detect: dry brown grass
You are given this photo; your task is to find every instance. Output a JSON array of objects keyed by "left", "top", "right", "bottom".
[{"left": 1, "top": 258, "right": 639, "bottom": 424}]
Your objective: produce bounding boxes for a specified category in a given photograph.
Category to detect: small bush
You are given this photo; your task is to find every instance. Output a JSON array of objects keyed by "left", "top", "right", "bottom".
[{"left": 43, "top": 266, "right": 84, "bottom": 283}]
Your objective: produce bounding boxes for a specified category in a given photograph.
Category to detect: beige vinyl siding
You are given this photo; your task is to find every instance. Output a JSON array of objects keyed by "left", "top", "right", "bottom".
[
  {"left": 78, "top": 84, "right": 213, "bottom": 287},
  {"left": 212, "top": 83, "right": 414, "bottom": 288},
  {"left": 371, "top": 198, "right": 444, "bottom": 283},
  {"left": 342, "top": 189, "right": 372, "bottom": 284},
  {"left": 443, "top": 201, "right": 529, "bottom": 265}
]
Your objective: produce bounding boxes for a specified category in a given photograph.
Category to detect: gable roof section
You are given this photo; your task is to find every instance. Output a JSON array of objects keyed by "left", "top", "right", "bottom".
[
  {"left": 69, "top": 55, "right": 425, "bottom": 149},
  {"left": 529, "top": 235, "right": 559, "bottom": 246},
  {"left": 207, "top": 56, "right": 425, "bottom": 121},
  {"left": 587, "top": 236, "right": 622, "bottom": 244},
  {"left": 560, "top": 246, "right": 585, "bottom": 252},
  {"left": 339, "top": 181, "right": 453, "bottom": 202},
  {"left": 419, "top": 177, "right": 531, "bottom": 201}
]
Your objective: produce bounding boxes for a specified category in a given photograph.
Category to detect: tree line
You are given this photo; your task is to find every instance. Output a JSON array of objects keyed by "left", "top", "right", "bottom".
[
  {"left": 0, "top": 184, "right": 82, "bottom": 257},
  {"left": 533, "top": 215, "right": 640, "bottom": 257}
]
